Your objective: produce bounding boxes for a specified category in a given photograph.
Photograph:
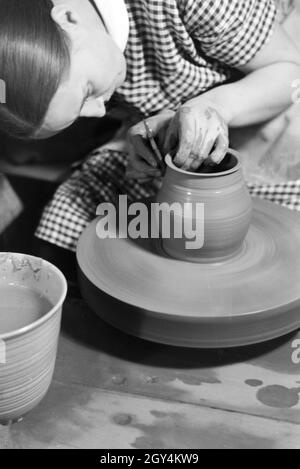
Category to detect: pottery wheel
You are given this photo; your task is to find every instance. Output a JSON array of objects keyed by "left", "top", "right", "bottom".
[{"left": 77, "top": 198, "right": 300, "bottom": 348}]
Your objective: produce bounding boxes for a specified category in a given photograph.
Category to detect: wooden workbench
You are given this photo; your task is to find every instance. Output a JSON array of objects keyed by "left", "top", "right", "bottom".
[{"left": 0, "top": 296, "right": 299, "bottom": 449}]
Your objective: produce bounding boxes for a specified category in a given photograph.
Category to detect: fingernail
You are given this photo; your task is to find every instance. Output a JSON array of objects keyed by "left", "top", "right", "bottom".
[{"left": 211, "top": 156, "right": 222, "bottom": 164}]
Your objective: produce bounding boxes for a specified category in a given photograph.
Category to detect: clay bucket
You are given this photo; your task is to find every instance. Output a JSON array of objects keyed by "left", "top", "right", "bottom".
[
  {"left": 156, "top": 150, "right": 253, "bottom": 262},
  {"left": 0, "top": 253, "right": 67, "bottom": 424}
]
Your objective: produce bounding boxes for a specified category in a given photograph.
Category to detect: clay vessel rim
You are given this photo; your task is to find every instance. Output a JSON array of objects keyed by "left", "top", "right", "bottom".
[
  {"left": 0, "top": 253, "right": 68, "bottom": 341},
  {"left": 165, "top": 149, "right": 241, "bottom": 177}
]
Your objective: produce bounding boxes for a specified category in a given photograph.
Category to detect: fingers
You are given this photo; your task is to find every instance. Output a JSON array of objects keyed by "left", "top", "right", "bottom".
[
  {"left": 156, "top": 110, "right": 176, "bottom": 148},
  {"left": 173, "top": 136, "right": 194, "bottom": 169},
  {"left": 126, "top": 143, "right": 161, "bottom": 181},
  {"left": 164, "top": 116, "right": 179, "bottom": 157},
  {"left": 172, "top": 109, "right": 196, "bottom": 168},
  {"left": 128, "top": 134, "right": 158, "bottom": 168},
  {"left": 185, "top": 131, "right": 216, "bottom": 171},
  {"left": 165, "top": 105, "right": 229, "bottom": 172},
  {"left": 209, "top": 132, "right": 229, "bottom": 165},
  {"left": 180, "top": 127, "right": 217, "bottom": 171},
  {"left": 127, "top": 114, "right": 174, "bottom": 176},
  {"left": 126, "top": 159, "right": 162, "bottom": 180},
  {"left": 127, "top": 105, "right": 229, "bottom": 180},
  {"left": 209, "top": 111, "right": 229, "bottom": 164}
]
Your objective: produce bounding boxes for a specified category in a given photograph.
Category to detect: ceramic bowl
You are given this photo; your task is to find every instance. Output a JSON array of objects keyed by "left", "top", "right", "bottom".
[{"left": 0, "top": 253, "right": 67, "bottom": 424}]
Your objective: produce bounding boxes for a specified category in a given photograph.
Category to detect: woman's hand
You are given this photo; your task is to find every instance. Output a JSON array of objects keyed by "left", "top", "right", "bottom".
[
  {"left": 164, "top": 99, "right": 229, "bottom": 171},
  {"left": 126, "top": 110, "right": 175, "bottom": 182}
]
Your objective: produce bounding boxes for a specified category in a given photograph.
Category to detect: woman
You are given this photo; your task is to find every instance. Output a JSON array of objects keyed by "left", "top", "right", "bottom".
[{"left": 0, "top": 0, "right": 299, "bottom": 253}]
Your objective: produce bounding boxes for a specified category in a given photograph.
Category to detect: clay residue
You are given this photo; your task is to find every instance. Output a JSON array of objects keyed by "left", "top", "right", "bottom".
[
  {"left": 246, "top": 379, "right": 300, "bottom": 409},
  {"left": 151, "top": 411, "right": 169, "bottom": 419},
  {"left": 0, "top": 254, "right": 9, "bottom": 266},
  {"left": 112, "top": 413, "right": 133, "bottom": 426},
  {"left": 146, "top": 376, "right": 159, "bottom": 384},
  {"left": 178, "top": 374, "right": 221, "bottom": 386},
  {"left": 245, "top": 379, "right": 264, "bottom": 388},
  {"left": 0, "top": 424, "right": 22, "bottom": 449},
  {"left": 11, "top": 256, "right": 43, "bottom": 280},
  {"left": 256, "top": 385, "right": 300, "bottom": 409},
  {"left": 112, "top": 375, "right": 127, "bottom": 386},
  {"left": 132, "top": 412, "right": 275, "bottom": 449}
]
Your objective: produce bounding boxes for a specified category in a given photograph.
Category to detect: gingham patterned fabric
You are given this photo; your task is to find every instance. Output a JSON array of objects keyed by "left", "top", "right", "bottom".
[
  {"left": 248, "top": 181, "right": 300, "bottom": 211},
  {"left": 36, "top": 149, "right": 160, "bottom": 251},
  {"left": 113, "top": 0, "right": 277, "bottom": 116},
  {"left": 36, "top": 0, "right": 298, "bottom": 253}
]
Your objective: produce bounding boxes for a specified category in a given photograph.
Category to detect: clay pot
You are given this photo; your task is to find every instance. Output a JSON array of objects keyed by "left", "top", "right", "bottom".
[
  {"left": 156, "top": 150, "right": 253, "bottom": 262},
  {"left": 0, "top": 254, "right": 67, "bottom": 424}
]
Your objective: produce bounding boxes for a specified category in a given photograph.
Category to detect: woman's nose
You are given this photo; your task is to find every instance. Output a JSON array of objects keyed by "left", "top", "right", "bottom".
[{"left": 80, "top": 97, "right": 106, "bottom": 118}]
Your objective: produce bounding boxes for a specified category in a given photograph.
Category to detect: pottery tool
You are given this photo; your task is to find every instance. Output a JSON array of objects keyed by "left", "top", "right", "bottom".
[{"left": 143, "top": 119, "right": 165, "bottom": 171}]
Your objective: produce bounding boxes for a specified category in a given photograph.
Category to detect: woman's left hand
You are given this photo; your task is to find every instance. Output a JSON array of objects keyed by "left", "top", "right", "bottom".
[{"left": 164, "top": 98, "right": 229, "bottom": 171}]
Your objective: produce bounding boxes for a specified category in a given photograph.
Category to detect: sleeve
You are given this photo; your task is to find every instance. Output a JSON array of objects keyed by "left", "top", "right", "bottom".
[{"left": 180, "top": 0, "right": 277, "bottom": 68}]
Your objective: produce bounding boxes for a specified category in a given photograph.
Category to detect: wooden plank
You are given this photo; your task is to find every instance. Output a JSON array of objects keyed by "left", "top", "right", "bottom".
[
  {"left": 3, "top": 381, "right": 299, "bottom": 449},
  {"left": 54, "top": 299, "right": 300, "bottom": 424}
]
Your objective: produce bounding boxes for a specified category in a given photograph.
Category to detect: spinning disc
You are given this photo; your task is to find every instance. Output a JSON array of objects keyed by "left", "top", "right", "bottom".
[{"left": 77, "top": 198, "right": 300, "bottom": 348}]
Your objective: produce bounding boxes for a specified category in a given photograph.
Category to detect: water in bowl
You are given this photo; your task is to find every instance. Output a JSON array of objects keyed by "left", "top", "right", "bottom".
[{"left": 0, "top": 284, "right": 53, "bottom": 334}]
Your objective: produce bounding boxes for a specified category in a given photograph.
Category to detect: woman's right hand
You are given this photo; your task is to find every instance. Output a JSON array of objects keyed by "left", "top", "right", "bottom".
[{"left": 126, "top": 110, "right": 175, "bottom": 182}]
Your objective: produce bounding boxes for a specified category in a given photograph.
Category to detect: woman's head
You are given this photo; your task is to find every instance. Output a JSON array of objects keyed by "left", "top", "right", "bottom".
[{"left": 0, "top": 0, "right": 126, "bottom": 139}]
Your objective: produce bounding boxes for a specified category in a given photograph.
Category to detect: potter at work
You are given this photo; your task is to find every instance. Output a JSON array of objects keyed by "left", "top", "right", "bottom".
[
  {"left": 0, "top": 0, "right": 298, "bottom": 252},
  {"left": 1, "top": 0, "right": 300, "bottom": 450}
]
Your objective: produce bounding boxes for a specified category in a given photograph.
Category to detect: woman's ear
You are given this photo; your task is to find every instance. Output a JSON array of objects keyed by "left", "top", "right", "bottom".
[{"left": 51, "top": 4, "right": 80, "bottom": 33}]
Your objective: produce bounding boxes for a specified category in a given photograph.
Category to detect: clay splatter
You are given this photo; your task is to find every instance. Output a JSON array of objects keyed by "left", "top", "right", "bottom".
[
  {"left": 179, "top": 374, "right": 221, "bottom": 386},
  {"left": 180, "top": 107, "right": 192, "bottom": 115},
  {"left": 113, "top": 414, "right": 133, "bottom": 426},
  {"left": 112, "top": 376, "right": 127, "bottom": 386},
  {"left": 0, "top": 254, "right": 9, "bottom": 266},
  {"left": 0, "top": 424, "right": 22, "bottom": 449},
  {"left": 132, "top": 413, "right": 275, "bottom": 449},
  {"left": 146, "top": 376, "right": 159, "bottom": 384},
  {"left": 245, "top": 380, "right": 264, "bottom": 388},
  {"left": 151, "top": 411, "right": 169, "bottom": 419},
  {"left": 256, "top": 385, "right": 300, "bottom": 409},
  {"left": 205, "top": 109, "right": 213, "bottom": 120}
]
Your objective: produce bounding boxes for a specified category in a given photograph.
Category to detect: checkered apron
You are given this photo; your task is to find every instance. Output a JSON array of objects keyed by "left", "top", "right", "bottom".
[{"left": 36, "top": 0, "right": 298, "bottom": 253}]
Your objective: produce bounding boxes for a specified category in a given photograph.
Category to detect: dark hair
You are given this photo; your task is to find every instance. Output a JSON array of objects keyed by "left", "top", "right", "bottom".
[{"left": 0, "top": 0, "right": 70, "bottom": 139}]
